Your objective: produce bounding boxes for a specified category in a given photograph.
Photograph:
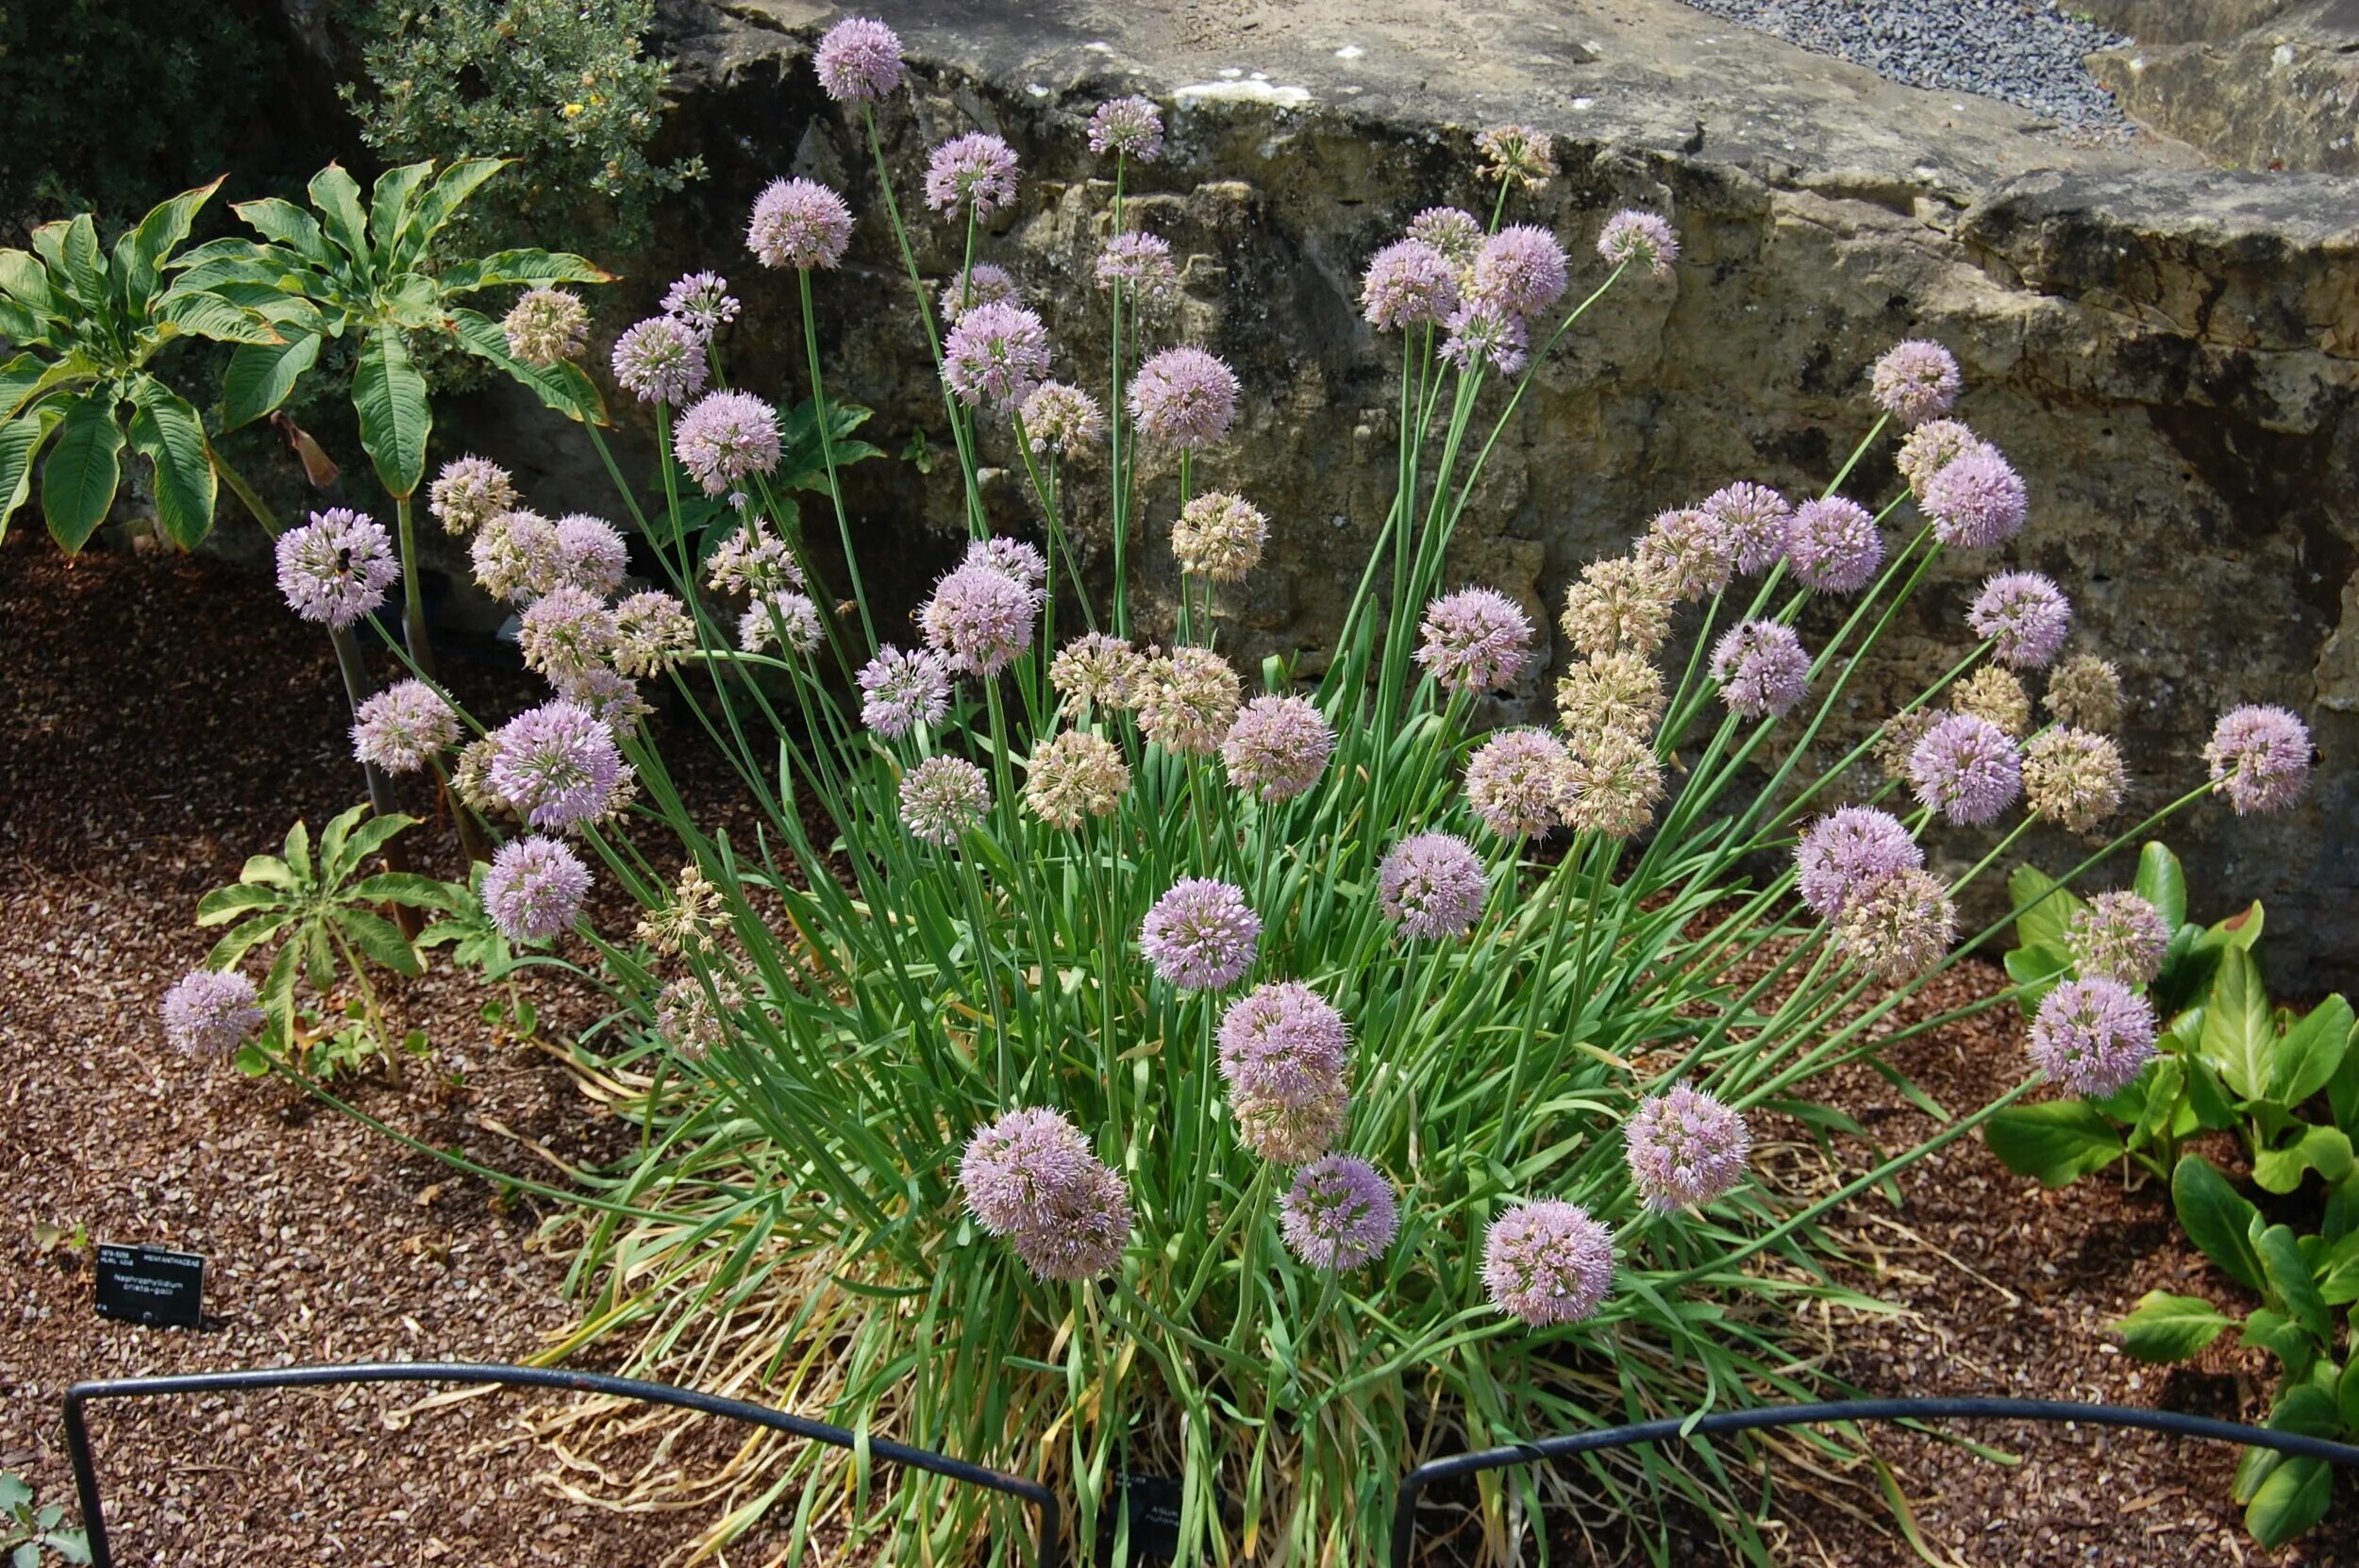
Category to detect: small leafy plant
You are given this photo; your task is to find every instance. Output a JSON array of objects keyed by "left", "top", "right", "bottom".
[{"left": 0, "top": 1472, "right": 90, "bottom": 1567}]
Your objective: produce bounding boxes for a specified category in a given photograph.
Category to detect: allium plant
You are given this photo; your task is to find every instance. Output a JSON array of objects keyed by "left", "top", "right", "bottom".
[{"left": 269, "top": 49, "right": 2319, "bottom": 1564}]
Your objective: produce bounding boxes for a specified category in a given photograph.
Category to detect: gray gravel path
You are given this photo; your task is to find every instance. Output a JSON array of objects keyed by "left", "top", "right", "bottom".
[{"left": 1678, "top": 0, "right": 2132, "bottom": 130}]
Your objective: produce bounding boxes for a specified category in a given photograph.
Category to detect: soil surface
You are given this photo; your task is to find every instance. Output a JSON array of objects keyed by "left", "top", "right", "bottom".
[{"left": 3, "top": 533, "right": 2349, "bottom": 1563}]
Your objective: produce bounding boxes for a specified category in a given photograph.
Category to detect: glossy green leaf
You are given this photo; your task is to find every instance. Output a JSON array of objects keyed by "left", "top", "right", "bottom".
[
  {"left": 2197, "top": 900, "right": 2265, "bottom": 954},
  {"left": 2172, "top": 1153, "right": 2264, "bottom": 1292},
  {"left": 2111, "top": 1290, "right": 2234, "bottom": 1361},
  {"left": 366, "top": 162, "right": 434, "bottom": 268},
  {"left": 399, "top": 158, "right": 509, "bottom": 263},
  {"left": 2319, "top": 1228, "right": 2359, "bottom": 1305},
  {"left": 228, "top": 196, "right": 326, "bottom": 257},
  {"left": 2239, "top": 1308, "right": 2317, "bottom": 1379},
  {"left": 0, "top": 295, "right": 43, "bottom": 345},
  {"left": 2272, "top": 994, "right": 2352, "bottom": 1107},
  {"left": 156, "top": 289, "right": 284, "bottom": 346},
  {"left": 0, "top": 409, "right": 53, "bottom": 542},
  {"left": 126, "top": 377, "right": 216, "bottom": 549},
  {"left": 0, "top": 248, "right": 59, "bottom": 315},
  {"left": 337, "top": 907, "right": 423, "bottom": 977},
  {"left": 352, "top": 330, "right": 432, "bottom": 498},
  {"left": 2255, "top": 1223, "right": 2332, "bottom": 1343},
  {"left": 2124, "top": 1057, "right": 2184, "bottom": 1153},
  {"left": 2252, "top": 1123, "right": 2354, "bottom": 1195},
  {"left": 308, "top": 163, "right": 373, "bottom": 267},
  {"left": 195, "top": 882, "right": 284, "bottom": 924},
  {"left": 433, "top": 247, "right": 613, "bottom": 293},
  {"left": 330, "top": 810, "right": 418, "bottom": 879},
  {"left": 40, "top": 392, "right": 124, "bottom": 553},
  {"left": 2245, "top": 1457, "right": 2330, "bottom": 1549},
  {"left": 2200, "top": 947, "right": 2275, "bottom": 1103},
  {"left": 220, "top": 332, "right": 323, "bottom": 430},
  {"left": 116, "top": 178, "right": 222, "bottom": 312},
  {"left": 2332, "top": 1025, "right": 2359, "bottom": 1133},
  {"left": 1983, "top": 1099, "right": 2122, "bottom": 1188},
  {"left": 2007, "top": 863, "right": 2082, "bottom": 957},
  {"left": 54, "top": 212, "right": 107, "bottom": 312},
  {"left": 2339, "top": 1355, "right": 2359, "bottom": 1430},
  {"left": 2133, "top": 842, "right": 2186, "bottom": 931}
]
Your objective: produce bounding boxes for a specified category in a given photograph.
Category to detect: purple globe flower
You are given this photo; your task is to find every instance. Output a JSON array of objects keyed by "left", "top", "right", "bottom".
[
  {"left": 517, "top": 584, "right": 619, "bottom": 682},
  {"left": 1361, "top": 238, "right": 1460, "bottom": 331},
  {"left": 1137, "top": 647, "right": 1243, "bottom": 755},
  {"left": 812, "top": 16, "right": 904, "bottom": 104},
  {"left": 1129, "top": 346, "right": 1239, "bottom": 449},
  {"left": 352, "top": 679, "right": 460, "bottom": 774},
  {"left": 488, "top": 701, "right": 633, "bottom": 832},
  {"left": 1921, "top": 446, "right": 2027, "bottom": 550},
  {"left": 959, "top": 539, "right": 1045, "bottom": 593},
  {"left": 1476, "top": 124, "right": 1555, "bottom": 191},
  {"left": 1096, "top": 232, "right": 1180, "bottom": 304},
  {"left": 501, "top": 288, "right": 587, "bottom": 367},
  {"left": 2068, "top": 891, "right": 2172, "bottom": 987},
  {"left": 612, "top": 592, "right": 696, "bottom": 678},
  {"left": 482, "top": 834, "right": 593, "bottom": 942},
  {"left": 1897, "top": 419, "right": 1982, "bottom": 495},
  {"left": 1464, "top": 728, "right": 1567, "bottom": 840},
  {"left": 939, "top": 261, "right": 1019, "bottom": 327},
  {"left": 1702, "top": 481, "right": 1792, "bottom": 576},
  {"left": 1439, "top": 299, "right": 1529, "bottom": 375},
  {"left": 858, "top": 644, "right": 954, "bottom": 738},
  {"left": 1021, "top": 381, "right": 1106, "bottom": 455},
  {"left": 960, "top": 1107, "right": 1132, "bottom": 1281},
  {"left": 2030, "top": 977, "right": 2158, "bottom": 1098},
  {"left": 1414, "top": 587, "right": 1535, "bottom": 695},
  {"left": 611, "top": 315, "right": 710, "bottom": 404},
  {"left": 1009, "top": 1160, "right": 1133, "bottom": 1281},
  {"left": 1172, "top": 491, "right": 1267, "bottom": 581},
  {"left": 1483, "top": 1199, "right": 1614, "bottom": 1326},
  {"left": 1280, "top": 1156, "right": 1399, "bottom": 1270},
  {"left": 1970, "top": 572, "right": 2071, "bottom": 669},
  {"left": 899, "top": 755, "right": 992, "bottom": 845},
  {"left": 739, "top": 589, "right": 823, "bottom": 656},
  {"left": 275, "top": 508, "right": 398, "bottom": 629},
  {"left": 1869, "top": 339, "right": 1963, "bottom": 426},
  {"left": 1625, "top": 1083, "right": 1752, "bottom": 1210},
  {"left": 1472, "top": 224, "right": 1567, "bottom": 319},
  {"left": 1088, "top": 95, "right": 1165, "bottom": 160},
  {"left": 1220, "top": 694, "right": 1335, "bottom": 802},
  {"left": 1782, "top": 497, "right": 1882, "bottom": 594},
  {"left": 921, "top": 560, "right": 1038, "bottom": 676},
  {"left": 1140, "top": 878, "right": 1261, "bottom": 991},
  {"left": 747, "top": 177, "right": 853, "bottom": 270},
  {"left": 661, "top": 271, "right": 739, "bottom": 338},
  {"left": 1597, "top": 209, "right": 1678, "bottom": 277},
  {"left": 1836, "top": 866, "right": 1956, "bottom": 980},
  {"left": 1379, "top": 831, "right": 1487, "bottom": 940},
  {"left": 674, "top": 390, "right": 781, "bottom": 496},
  {"left": 944, "top": 300, "right": 1051, "bottom": 411},
  {"left": 1710, "top": 620, "right": 1811, "bottom": 720},
  {"left": 924, "top": 132, "right": 1021, "bottom": 219},
  {"left": 427, "top": 455, "right": 518, "bottom": 536},
  {"left": 2203, "top": 704, "right": 2312, "bottom": 815},
  {"left": 553, "top": 513, "right": 628, "bottom": 597},
  {"left": 1217, "top": 980, "right": 1351, "bottom": 1106},
  {"left": 1795, "top": 807, "right": 1924, "bottom": 919},
  {"left": 160, "top": 969, "right": 262, "bottom": 1056},
  {"left": 1636, "top": 507, "right": 1733, "bottom": 602},
  {"left": 470, "top": 509, "right": 564, "bottom": 603},
  {"left": 1233, "top": 1088, "right": 1348, "bottom": 1165},
  {"left": 1909, "top": 712, "right": 2022, "bottom": 826},
  {"left": 1407, "top": 206, "right": 1483, "bottom": 266}
]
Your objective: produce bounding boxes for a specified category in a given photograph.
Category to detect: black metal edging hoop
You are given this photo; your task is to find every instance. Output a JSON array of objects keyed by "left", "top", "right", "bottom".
[
  {"left": 63, "top": 1360, "right": 1063, "bottom": 1568},
  {"left": 1389, "top": 1395, "right": 2359, "bottom": 1568}
]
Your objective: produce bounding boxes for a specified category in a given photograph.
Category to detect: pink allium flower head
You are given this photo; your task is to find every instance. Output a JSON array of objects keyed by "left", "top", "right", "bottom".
[
  {"left": 352, "top": 678, "right": 459, "bottom": 774},
  {"left": 611, "top": 591, "right": 696, "bottom": 678},
  {"left": 1217, "top": 980, "right": 1351, "bottom": 1107},
  {"left": 1141, "top": 877, "right": 1261, "bottom": 991},
  {"left": 1795, "top": 807, "right": 1924, "bottom": 920},
  {"left": 899, "top": 755, "right": 992, "bottom": 845},
  {"left": 516, "top": 585, "right": 617, "bottom": 682},
  {"left": 1598, "top": 209, "right": 1679, "bottom": 277},
  {"left": 161, "top": 969, "right": 262, "bottom": 1056},
  {"left": 553, "top": 513, "right": 629, "bottom": 596},
  {"left": 1360, "top": 239, "right": 1460, "bottom": 331},
  {"left": 960, "top": 1107, "right": 1133, "bottom": 1281},
  {"left": 2203, "top": 705, "right": 2312, "bottom": 815},
  {"left": 857, "top": 644, "right": 953, "bottom": 738},
  {"left": 1625, "top": 1083, "right": 1752, "bottom": 1210},
  {"left": 940, "top": 261, "right": 1019, "bottom": 325},
  {"left": 1896, "top": 419, "right": 1982, "bottom": 494},
  {"left": 1636, "top": 507, "right": 1734, "bottom": 602},
  {"left": 1782, "top": 497, "right": 1883, "bottom": 594},
  {"left": 944, "top": 300, "right": 1052, "bottom": 411},
  {"left": 1009, "top": 1162, "right": 1133, "bottom": 1281},
  {"left": 1172, "top": 491, "right": 1267, "bottom": 581},
  {"left": 502, "top": 288, "right": 588, "bottom": 366},
  {"left": 1407, "top": 206, "right": 1483, "bottom": 267},
  {"left": 1472, "top": 225, "right": 1568, "bottom": 320},
  {"left": 2069, "top": 891, "right": 2172, "bottom": 987},
  {"left": 747, "top": 177, "right": 853, "bottom": 270},
  {"left": 1909, "top": 712, "right": 2022, "bottom": 826},
  {"left": 674, "top": 390, "right": 781, "bottom": 495},
  {"left": 1483, "top": 1199, "right": 1614, "bottom": 1326},
  {"left": 1220, "top": 694, "right": 1335, "bottom": 801},
  {"left": 1439, "top": 298, "right": 1528, "bottom": 375},
  {"left": 488, "top": 701, "right": 633, "bottom": 832},
  {"left": 1414, "top": 586, "right": 1536, "bottom": 695},
  {"left": 1921, "top": 445, "right": 2027, "bottom": 549},
  {"left": 1702, "top": 481, "right": 1792, "bottom": 576},
  {"left": 1021, "top": 381, "right": 1105, "bottom": 455},
  {"left": 1022, "top": 730, "right": 1130, "bottom": 827},
  {"left": 1137, "top": 647, "right": 1243, "bottom": 754},
  {"left": 1710, "top": 620, "right": 1811, "bottom": 720},
  {"left": 1870, "top": 339, "right": 1963, "bottom": 425},
  {"left": 1836, "top": 866, "right": 1956, "bottom": 980},
  {"left": 921, "top": 560, "right": 1038, "bottom": 676},
  {"left": 1379, "top": 831, "right": 1488, "bottom": 940},
  {"left": 1476, "top": 124, "right": 1555, "bottom": 191},
  {"left": 2030, "top": 977, "right": 2158, "bottom": 1098},
  {"left": 1049, "top": 632, "right": 1145, "bottom": 709},
  {"left": 611, "top": 315, "right": 709, "bottom": 405},
  {"left": 427, "top": 455, "right": 518, "bottom": 536},
  {"left": 964, "top": 535, "right": 1047, "bottom": 589},
  {"left": 1970, "top": 572, "right": 2071, "bottom": 669},
  {"left": 556, "top": 665, "right": 650, "bottom": 738},
  {"left": 925, "top": 132, "right": 1021, "bottom": 218},
  {"left": 1095, "top": 232, "right": 1180, "bottom": 304},
  {"left": 1555, "top": 726, "right": 1665, "bottom": 840},
  {"left": 482, "top": 834, "right": 593, "bottom": 942},
  {"left": 470, "top": 509, "right": 565, "bottom": 603},
  {"left": 661, "top": 271, "right": 739, "bottom": 338},
  {"left": 2046, "top": 654, "right": 2126, "bottom": 733},
  {"left": 705, "top": 520, "right": 804, "bottom": 597},
  {"left": 1464, "top": 728, "right": 1568, "bottom": 840},
  {"left": 738, "top": 589, "right": 823, "bottom": 656},
  {"left": 1280, "top": 1156, "right": 1399, "bottom": 1270},
  {"left": 1129, "top": 346, "right": 1239, "bottom": 449},
  {"left": 1088, "top": 95, "right": 1166, "bottom": 160},
  {"left": 276, "top": 508, "right": 398, "bottom": 629},
  {"left": 1234, "top": 1088, "right": 1349, "bottom": 1164},
  {"left": 813, "top": 16, "right": 904, "bottom": 104}
]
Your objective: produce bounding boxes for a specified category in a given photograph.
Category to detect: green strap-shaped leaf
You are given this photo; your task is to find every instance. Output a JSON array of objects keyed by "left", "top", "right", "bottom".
[
  {"left": 367, "top": 162, "right": 435, "bottom": 269},
  {"left": 2133, "top": 841, "right": 2187, "bottom": 930},
  {"left": 2200, "top": 946, "right": 2275, "bottom": 1103},
  {"left": 449, "top": 308, "right": 610, "bottom": 427},
  {"left": 40, "top": 392, "right": 124, "bottom": 553},
  {"left": 2245, "top": 1457, "right": 2331, "bottom": 1549},
  {"left": 316, "top": 802, "right": 373, "bottom": 879},
  {"left": 114, "top": 177, "right": 223, "bottom": 314},
  {"left": 0, "top": 248, "right": 59, "bottom": 315},
  {"left": 308, "top": 164, "right": 374, "bottom": 269},
  {"left": 2251, "top": 1123, "right": 2354, "bottom": 1195},
  {"left": 196, "top": 882, "right": 287, "bottom": 924},
  {"left": 348, "top": 872, "right": 469, "bottom": 911},
  {"left": 220, "top": 332, "right": 323, "bottom": 431},
  {"left": 434, "top": 248, "right": 615, "bottom": 293},
  {"left": 203, "top": 911, "right": 293, "bottom": 973},
  {"left": 352, "top": 329, "right": 432, "bottom": 498},
  {"left": 398, "top": 158, "right": 510, "bottom": 265},
  {"left": 2172, "top": 1152, "right": 2265, "bottom": 1292},
  {"left": 125, "top": 376, "right": 216, "bottom": 549},
  {"left": 2254, "top": 1223, "right": 2331, "bottom": 1343},
  {"left": 1983, "top": 1099, "right": 2123, "bottom": 1188},
  {"left": 2110, "top": 1290, "right": 2234, "bottom": 1362},
  {"left": 155, "top": 289, "right": 285, "bottom": 347}
]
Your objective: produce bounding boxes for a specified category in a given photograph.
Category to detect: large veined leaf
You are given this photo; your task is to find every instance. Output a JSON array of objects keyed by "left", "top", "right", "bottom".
[
  {"left": 155, "top": 289, "right": 284, "bottom": 347},
  {"left": 2133, "top": 841, "right": 2186, "bottom": 930},
  {"left": 434, "top": 247, "right": 615, "bottom": 294},
  {"left": 54, "top": 213, "right": 108, "bottom": 314},
  {"left": 2270, "top": 993, "right": 2352, "bottom": 1107},
  {"left": 308, "top": 164, "right": 374, "bottom": 270},
  {"left": 1983, "top": 1099, "right": 2122, "bottom": 1188},
  {"left": 352, "top": 329, "right": 432, "bottom": 498},
  {"left": 114, "top": 178, "right": 223, "bottom": 315},
  {"left": 126, "top": 376, "right": 216, "bottom": 549},
  {"left": 226, "top": 196, "right": 326, "bottom": 257},
  {"left": 0, "top": 293, "right": 43, "bottom": 345},
  {"left": 0, "top": 249, "right": 59, "bottom": 316},
  {"left": 0, "top": 408, "right": 57, "bottom": 541},
  {"left": 2200, "top": 947, "right": 2275, "bottom": 1102},
  {"left": 2245, "top": 1457, "right": 2331, "bottom": 1549},
  {"left": 2254, "top": 1223, "right": 2330, "bottom": 1343},
  {"left": 450, "top": 307, "right": 609, "bottom": 427},
  {"left": 2111, "top": 1290, "right": 2234, "bottom": 1362},
  {"left": 366, "top": 162, "right": 435, "bottom": 270},
  {"left": 396, "top": 158, "right": 510, "bottom": 266},
  {"left": 220, "top": 333, "right": 323, "bottom": 431},
  {"left": 2171, "top": 1152, "right": 2264, "bottom": 1292},
  {"left": 40, "top": 392, "right": 125, "bottom": 552}
]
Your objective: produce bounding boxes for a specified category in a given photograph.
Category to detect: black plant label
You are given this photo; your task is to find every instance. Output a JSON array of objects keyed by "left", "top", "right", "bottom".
[{"left": 93, "top": 1243, "right": 205, "bottom": 1328}]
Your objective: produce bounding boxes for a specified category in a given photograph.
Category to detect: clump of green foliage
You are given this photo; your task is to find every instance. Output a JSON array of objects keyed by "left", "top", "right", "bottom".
[{"left": 340, "top": 0, "right": 702, "bottom": 253}]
